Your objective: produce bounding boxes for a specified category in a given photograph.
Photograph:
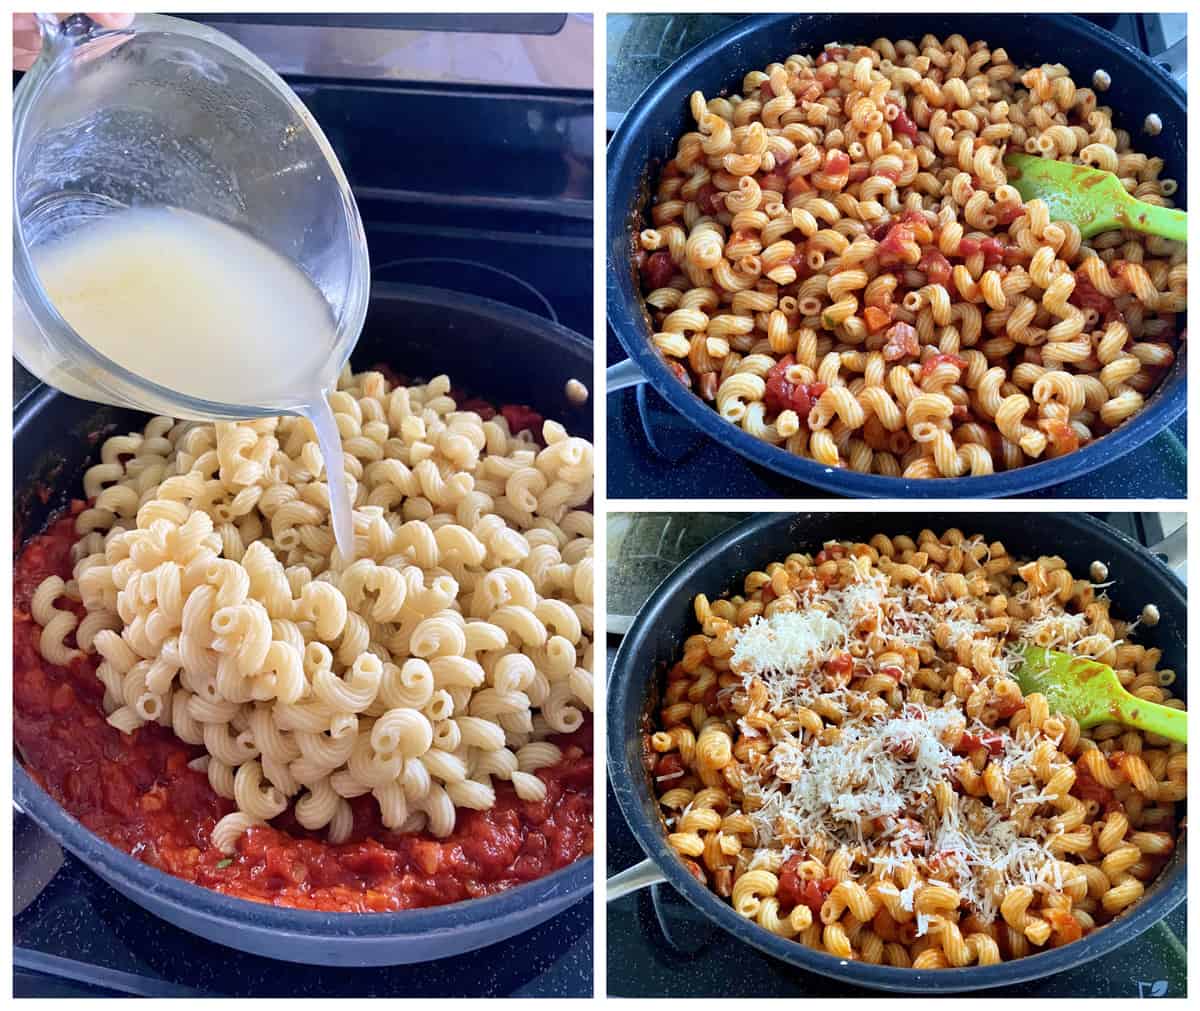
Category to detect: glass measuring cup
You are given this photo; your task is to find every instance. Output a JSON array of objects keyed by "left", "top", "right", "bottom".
[{"left": 12, "top": 13, "right": 370, "bottom": 421}]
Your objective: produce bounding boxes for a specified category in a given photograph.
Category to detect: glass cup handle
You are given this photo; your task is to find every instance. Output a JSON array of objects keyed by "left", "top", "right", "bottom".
[
  {"left": 35, "top": 12, "right": 90, "bottom": 58},
  {"left": 35, "top": 13, "right": 130, "bottom": 65}
]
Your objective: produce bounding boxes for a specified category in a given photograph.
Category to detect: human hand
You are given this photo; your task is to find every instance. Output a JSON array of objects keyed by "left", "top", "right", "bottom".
[{"left": 13, "top": 13, "right": 134, "bottom": 70}]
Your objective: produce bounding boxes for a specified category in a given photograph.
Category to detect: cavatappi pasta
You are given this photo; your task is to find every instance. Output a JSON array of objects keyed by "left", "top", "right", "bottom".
[
  {"left": 649, "top": 529, "right": 1184, "bottom": 967},
  {"left": 30, "top": 368, "right": 594, "bottom": 854},
  {"left": 635, "top": 36, "right": 1185, "bottom": 477}
]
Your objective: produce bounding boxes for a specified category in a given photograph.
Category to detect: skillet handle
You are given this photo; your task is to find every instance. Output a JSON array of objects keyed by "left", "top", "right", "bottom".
[
  {"left": 607, "top": 359, "right": 647, "bottom": 394},
  {"left": 1151, "top": 36, "right": 1186, "bottom": 84},
  {"left": 1148, "top": 522, "right": 1186, "bottom": 580},
  {"left": 606, "top": 857, "right": 667, "bottom": 901}
]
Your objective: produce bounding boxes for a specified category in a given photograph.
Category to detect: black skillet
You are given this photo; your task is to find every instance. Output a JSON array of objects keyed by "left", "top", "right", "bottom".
[
  {"left": 606, "top": 15, "right": 1187, "bottom": 498},
  {"left": 607, "top": 512, "right": 1186, "bottom": 991},
  {"left": 13, "top": 283, "right": 594, "bottom": 966}
]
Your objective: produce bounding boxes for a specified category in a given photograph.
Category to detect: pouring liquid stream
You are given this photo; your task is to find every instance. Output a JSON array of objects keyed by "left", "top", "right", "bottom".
[
  {"left": 29, "top": 205, "right": 357, "bottom": 560},
  {"left": 302, "top": 399, "right": 355, "bottom": 563}
]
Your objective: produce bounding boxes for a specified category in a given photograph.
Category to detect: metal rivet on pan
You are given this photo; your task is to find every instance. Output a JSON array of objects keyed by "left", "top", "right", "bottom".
[{"left": 566, "top": 378, "right": 590, "bottom": 405}]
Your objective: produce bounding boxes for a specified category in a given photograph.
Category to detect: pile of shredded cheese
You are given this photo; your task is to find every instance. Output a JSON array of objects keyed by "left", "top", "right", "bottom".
[{"left": 728, "top": 555, "right": 1088, "bottom": 925}]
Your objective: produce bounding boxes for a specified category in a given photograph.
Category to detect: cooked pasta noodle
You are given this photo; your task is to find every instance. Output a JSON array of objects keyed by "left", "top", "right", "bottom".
[{"left": 28, "top": 369, "right": 594, "bottom": 855}]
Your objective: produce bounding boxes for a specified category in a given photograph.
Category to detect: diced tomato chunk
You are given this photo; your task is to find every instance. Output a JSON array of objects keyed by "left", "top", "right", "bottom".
[
  {"left": 882, "top": 321, "right": 920, "bottom": 362},
  {"left": 797, "top": 878, "right": 834, "bottom": 913},
  {"left": 763, "top": 355, "right": 826, "bottom": 420},
  {"left": 1069, "top": 270, "right": 1117, "bottom": 314},
  {"left": 815, "top": 47, "right": 848, "bottom": 67},
  {"left": 825, "top": 150, "right": 851, "bottom": 176},
  {"left": 501, "top": 404, "right": 543, "bottom": 435},
  {"left": 1042, "top": 418, "right": 1081, "bottom": 456},
  {"left": 1045, "top": 907, "right": 1084, "bottom": 945},
  {"left": 891, "top": 106, "right": 919, "bottom": 139},
  {"left": 878, "top": 224, "right": 913, "bottom": 260},
  {"left": 640, "top": 251, "right": 675, "bottom": 290},
  {"left": 776, "top": 857, "right": 805, "bottom": 907},
  {"left": 826, "top": 653, "right": 853, "bottom": 676},
  {"left": 695, "top": 182, "right": 723, "bottom": 215},
  {"left": 763, "top": 354, "right": 795, "bottom": 412},
  {"left": 814, "top": 544, "right": 847, "bottom": 564},
  {"left": 759, "top": 172, "right": 789, "bottom": 193},
  {"left": 920, "top": 353, "right": 968, "bottom": 378},
  {"left": 776, "top": 858, "right": 834, "bottom": 912},
  {"left": 787, "top": 174, "right": 812, "bottom": 196},
  {"left": 980, "top": 237, "right": 1006, "bottom": 266},
  {"left": 918, "top": 249, "right": 953, "bottom": 286},
  {"left": 993, "top": 200, "right": 1026, "bottom": 225},
  {"left": 957, "top": 731, "right": 1004, "bottom": 756},
  {"left": 874, "top": 210, "right": 929, "bottom": 263},
  {"left": 863, "top": 305, "right": 893, "bottom": 333}
]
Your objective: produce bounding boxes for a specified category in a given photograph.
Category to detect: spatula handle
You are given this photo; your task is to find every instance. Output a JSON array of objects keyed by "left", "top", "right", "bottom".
[
  {"left": 1123, "top": 199, "right": 1188, "bottom": 243},
  {"left": 1112, "top": 691, "right": 1188, "bottom": 744}
]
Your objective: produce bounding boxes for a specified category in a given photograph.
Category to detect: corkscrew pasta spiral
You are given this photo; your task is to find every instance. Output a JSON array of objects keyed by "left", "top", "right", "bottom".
[{"left": 27, "top": 368, "right": 594, "bottom": 856}]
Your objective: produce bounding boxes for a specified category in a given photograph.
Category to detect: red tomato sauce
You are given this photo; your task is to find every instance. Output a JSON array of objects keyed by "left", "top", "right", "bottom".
[{"left": 14, "top": 511, "right": 593, "bottom": 913}]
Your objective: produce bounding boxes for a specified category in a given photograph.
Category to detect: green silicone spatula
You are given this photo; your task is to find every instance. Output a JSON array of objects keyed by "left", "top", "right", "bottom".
[
  {"left": 1013, "top": 644, "right": 1187, "bottom": 744},
  {"left": 1004, "top": 152, "right": 1188, "bottom": 242}
]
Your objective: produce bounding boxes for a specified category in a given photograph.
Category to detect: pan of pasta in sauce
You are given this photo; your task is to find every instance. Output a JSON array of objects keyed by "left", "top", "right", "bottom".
[
  {"left": 607, "top": 14, "right": 1186, "bottom": 497},
  {"left": 13, "top": 283, "right": 595, "bottom": 965},
  {"left": 608, "top": 512, "right": 1185, "bottom": 991}
]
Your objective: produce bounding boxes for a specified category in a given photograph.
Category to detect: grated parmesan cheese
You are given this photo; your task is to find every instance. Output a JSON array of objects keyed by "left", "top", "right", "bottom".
[
  {"left": 721, "top": 555, "right": 1096, "bottom": 921},
  {"left": 731, "top": 610, "right": 847, "bottom": 707},
  {"left": 1019, "top": 610, "right": 1088, "bottom": 649}
]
